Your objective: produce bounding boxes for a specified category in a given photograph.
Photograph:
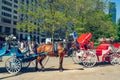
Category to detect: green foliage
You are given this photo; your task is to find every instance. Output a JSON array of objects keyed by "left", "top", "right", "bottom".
[
  {"left": 17, "top": 20, "right": 38, "bottom": 33},
  {"left": 116, "top": 18, "right": 120, "bottom": 41},
  {"left": 73, "top": 0, "right": 117, "bottom": 41},
  {"left": 16, "top": 0, "right": 118, "bottom": 42}
]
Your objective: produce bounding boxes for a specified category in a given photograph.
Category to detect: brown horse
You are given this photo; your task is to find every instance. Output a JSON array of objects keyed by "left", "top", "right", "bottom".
[{"left": 35, "top": 42, "right": 70, "bottom": 72}]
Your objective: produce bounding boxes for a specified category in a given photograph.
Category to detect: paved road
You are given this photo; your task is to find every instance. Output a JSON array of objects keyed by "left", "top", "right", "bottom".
[{"left": 0, "top": 57, "right": 120, "bottom": 80}]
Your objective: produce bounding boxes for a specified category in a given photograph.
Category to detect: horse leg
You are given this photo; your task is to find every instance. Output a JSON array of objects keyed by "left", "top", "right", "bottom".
[
  {"left": 39, "top": 55, "right": 46, "bottom": 71},
  {"left": 35, "top": 55, "right": 44, "bottom": 71},
  {"left": 59, "top": 54, "right": 64, "bottom": 72},
  {"left": 35, "top": 57, "right": 39, "bottom": 71}
]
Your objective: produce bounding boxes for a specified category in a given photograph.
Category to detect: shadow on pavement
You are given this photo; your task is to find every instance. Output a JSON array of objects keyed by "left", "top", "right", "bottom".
[
  {"left": 0, "top": 67, "right": 17, "bottom": 80},
  {"left": 21, "top": 66, "right": 83, "bottom": 73},
  {"left": 0, "top": 67, "right": 7, "bottom": 73},
  {"left": 0, "top": 62, "right": 111, "bottom": 74},
  {"left": 0, "top": 62, "right": 112, "bottom": 80},
  {"left": 96, "top": 62, "right": 111, "bottom": 67},
  {"left": 79, "top": 62, "right": 112, "bottom": 68}
]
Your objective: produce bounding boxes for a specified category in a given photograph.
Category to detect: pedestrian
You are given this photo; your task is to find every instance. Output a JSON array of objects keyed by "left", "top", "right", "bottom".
[
  {"left": 110, "top": 37, "right": 114, "bottom": 44},
  {"left": 33, "top": 41, "right": 38, "bottom": 53},
  {"left": 19, "top": 41, "right": 25, "bottom": 52}
]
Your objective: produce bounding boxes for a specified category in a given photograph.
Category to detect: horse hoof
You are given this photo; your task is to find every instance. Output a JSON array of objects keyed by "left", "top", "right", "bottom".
[
  {"left": 59, "top": 68, "right": 63, "bottom": 72},
  {"left": 41, "top": 68, "right": 45, "bottom": 72},
  {"left": 59, "top": 70, "right": 63, "bottom": 72},
  {"left": 35, "top": 68, "right": 38, "bottom": 71}
]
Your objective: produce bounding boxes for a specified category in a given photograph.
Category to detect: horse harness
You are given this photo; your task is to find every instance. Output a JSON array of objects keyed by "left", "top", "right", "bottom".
[{"left": 38, "top": 44, "right": 58, "bottom": 56}]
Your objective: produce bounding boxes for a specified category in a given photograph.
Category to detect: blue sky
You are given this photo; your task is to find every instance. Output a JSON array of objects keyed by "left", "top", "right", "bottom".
[{"left": 110, "top": 0, "right": 120, "bottom": 22}]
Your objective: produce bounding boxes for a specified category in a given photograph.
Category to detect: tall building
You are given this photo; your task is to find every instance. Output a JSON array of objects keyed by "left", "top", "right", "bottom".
[
  {"left": 0, "top": 0, "right": 45, "bottom": 43},
  {"left": 0, "top": 0, "right": 18, "bottom": 36},
  {"left": 109, "top": 2, "right": 116, "bottom": 23},
  {"left": 18, "top": 0, "right": 46, "bottom": 43}
]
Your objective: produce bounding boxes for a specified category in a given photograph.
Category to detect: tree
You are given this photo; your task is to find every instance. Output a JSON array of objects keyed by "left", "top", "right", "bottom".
[
  {"left": 73, "top": 0, "right": 117, "bottom": 40},
  {"left": 116, "top": 18, "right": 120, "bottom": 41},
  {"left": 16, "top": 0, "right": 117, "bottom": 42},
  {"left": 17, "top": 0, "right": 72, "bottom": 42},
  {"left": 17, "top": 1, "right": 38, "bottom": 33}
]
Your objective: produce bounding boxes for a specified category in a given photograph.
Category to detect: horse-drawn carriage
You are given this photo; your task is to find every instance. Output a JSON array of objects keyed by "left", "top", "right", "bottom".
[
  {"left": 1, "top": 33, "right": 120, "bottom": 74},
  {"left": 72, "top": 33, "right": 120, "bottom": 67},
  {"left": 0, "top": 34, "right": 75, "bottom": 74},
  {"left": 0, "top": 35, "right": 48, "bottom": 74}
]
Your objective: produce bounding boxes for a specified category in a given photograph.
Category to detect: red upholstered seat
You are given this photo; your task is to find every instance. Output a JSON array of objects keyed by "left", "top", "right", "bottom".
[
  {"left": 113, "top": 43, "right": 120, "bottom": 48},
  {"left": 96, "top": 44, "right": 110, "bottom": 56}
]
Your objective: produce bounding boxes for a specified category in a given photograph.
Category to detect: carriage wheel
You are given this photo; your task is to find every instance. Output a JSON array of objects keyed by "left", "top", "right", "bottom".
[
  {"left": 82, "top": 50, "right": 97, "bottom": 67},
  {"left": 110, "top": 53, "right": 120, "bottom": 65},
  {"left": 5, "top": 57, "right": 21, "bottom": 74},
  {"left": 72, "top": 50, "right": 83, "bottom": 64}
]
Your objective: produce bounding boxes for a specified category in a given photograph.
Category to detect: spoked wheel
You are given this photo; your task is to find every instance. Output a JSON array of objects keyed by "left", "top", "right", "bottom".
[
  {"left": 5, "top": 57, "right": 21, "bottom": 74},
  {"left": 72, "top": 50, "right": 83, "bottom": 64},
  {"left": 82, "top": 50, "right": 97, "bottom": 67},
  {"left": 110, "top": 53, "right": 120, "bottom": 65}
]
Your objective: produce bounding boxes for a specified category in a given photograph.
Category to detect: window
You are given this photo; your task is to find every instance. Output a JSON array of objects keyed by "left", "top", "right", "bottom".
[
  {"left": 26, "top": 0, "right": 29, "bottom": 4},
  {"left": 2, "top": 6, "right": 12, "bottom": 12},
  {"left": 1, "top": 18, "right": 11, "bottom": 24},
  {"left": 0, "top": 26, "right": 3, "bottom": 32},
  {"left": 5, "top": 27, "right": 10, "bottom": 34},
  {"left": 20, "top": 34, "right": 23, "bottom": 40},
  {"left": 2, "top": 12, "right": 11, "bottom": 17},
  {"left": 14, "top": 0, "right": 18, "bottom": 3},
  {"left": 13, "top": 16, "right": 17, "bottom": 19},
  {"left": 14, "top": 10, "right": 18, "bottom": 14},
  {"left": 2, "top": 0, "right": 12, "bottom": 7},
  {"left": 20, "top": 18, "right": 23, "bottom": 21},
  {"left": 13, "top": 21, "right": 17, "bottom": 25},
  {"left": 13, "top": 28, "right": 16, "bottom": 35},
  {"left": 14, "top": 5, "right": 18, "bottom": 8}
]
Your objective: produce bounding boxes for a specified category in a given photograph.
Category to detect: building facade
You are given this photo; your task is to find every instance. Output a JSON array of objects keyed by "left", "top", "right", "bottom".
[
  {"left": 0, "top": 0, "right": 18, "bottom": 36},
  {"left": 18, "top": 0, "right": 46, "bottom": 43},
  {"left": 0, "top": 0, "right": 46, "bottom": 43},
  {"left": 109, "top": 2, "right": 116, "bottom": 23}
]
